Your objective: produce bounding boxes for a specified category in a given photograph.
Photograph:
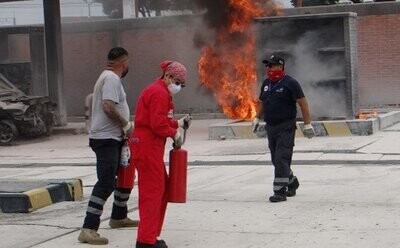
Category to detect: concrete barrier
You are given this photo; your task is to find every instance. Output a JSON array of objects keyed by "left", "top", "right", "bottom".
[
  {"left": 378, "top": 111, "right": 400, "bottom": 130},
  {"left": 0, "top": 179, "right": 83, "bottom": 213},
  {"left": 208, "top": 111, "right": 400, "bottom": 140}
]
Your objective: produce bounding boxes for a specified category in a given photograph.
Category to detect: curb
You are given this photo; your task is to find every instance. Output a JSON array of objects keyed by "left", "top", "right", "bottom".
[
  {"left": 209, "top": 118, "right": 381, "bottom": 139},
  {"left": 0, "top": 179, "right": 83, "bottom": 213},
  {"left": 307, "top": 119, "right": 379, "bottom": 136},
  {"left": 209, "top": 111, "right": 400, "bottom": 140}
]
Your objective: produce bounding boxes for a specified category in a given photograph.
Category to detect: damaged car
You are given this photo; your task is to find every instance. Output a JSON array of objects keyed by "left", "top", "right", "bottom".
[{"left": 0, "top": 73, "right": 59, "bottom": 145}]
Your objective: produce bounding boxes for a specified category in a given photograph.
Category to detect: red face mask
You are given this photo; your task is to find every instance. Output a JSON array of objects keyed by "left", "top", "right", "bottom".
[{"left": 267, "top": 68, "right": 285, "bottom": 82}]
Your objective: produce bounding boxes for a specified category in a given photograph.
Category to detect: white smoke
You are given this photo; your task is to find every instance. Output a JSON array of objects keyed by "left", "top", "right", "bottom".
[{"left": 265, "top": 31, "right": 347, "bottom": 119}]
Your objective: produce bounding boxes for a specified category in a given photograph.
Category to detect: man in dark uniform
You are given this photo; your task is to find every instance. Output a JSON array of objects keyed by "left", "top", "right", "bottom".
[
  {"left": 78, "top": 47, "right": 138, "bottom": 245},
  {"left": 253, "top": 54, "right": 315, "bottom": 203}
]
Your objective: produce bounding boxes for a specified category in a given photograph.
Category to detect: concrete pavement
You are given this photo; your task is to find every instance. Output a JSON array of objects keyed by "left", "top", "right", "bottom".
[
  {"left": 1, "top": 119, "right": 400, "bottom": 247},
  {"left": 1, "top": 164, "right": 400, "bottom": 248},
  {"left": 1, "top": 119, "right": 400, "bottom": 166}
]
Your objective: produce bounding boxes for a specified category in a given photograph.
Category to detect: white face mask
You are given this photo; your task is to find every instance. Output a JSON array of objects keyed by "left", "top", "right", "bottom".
[{"left": 168, "top": 83, "right": 181, "bottom": 95}]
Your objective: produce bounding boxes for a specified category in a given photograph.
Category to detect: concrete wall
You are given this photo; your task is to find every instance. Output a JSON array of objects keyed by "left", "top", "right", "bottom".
[
  {"left": 0, "top": 16, "right": 220, "bottom": 117},
  {"left": 357, "top": 14, "right": 400, "bottom": 108},
  {"left": 61, "top": 16, "right": 220, "bottom": 116},
  {"left": 7, "top": 34, "right": 30, "bottom": 63}
]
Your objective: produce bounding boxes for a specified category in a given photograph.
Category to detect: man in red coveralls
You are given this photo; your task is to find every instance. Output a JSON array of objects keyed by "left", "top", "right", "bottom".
[{"left": 131, "top": 60, "right": 191, "bottom": 248}]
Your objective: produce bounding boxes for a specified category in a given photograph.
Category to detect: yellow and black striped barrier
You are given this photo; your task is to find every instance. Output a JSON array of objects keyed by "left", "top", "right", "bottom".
[
  {"left": 296, "top": 119, "right": 379, "bottom": 137},
  {"left": 0, "top": 179, "right": 83, "bottom": 213},
  {"left": 209, "top": 118, "right": 380, "bottom": 140}
]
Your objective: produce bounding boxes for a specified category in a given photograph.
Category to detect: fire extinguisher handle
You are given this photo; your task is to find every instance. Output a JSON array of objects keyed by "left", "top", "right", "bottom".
[{"left": 182, "top": 113, "right": 192, "bottom": 130}]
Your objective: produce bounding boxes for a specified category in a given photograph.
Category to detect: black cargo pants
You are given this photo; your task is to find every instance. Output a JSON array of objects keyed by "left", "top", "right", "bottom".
[
  {"left": 265, "top": 119, "right": 297, "bottom": 195},
  {"left": 83, "top": 138, "right": 133, "bottom": 230}
]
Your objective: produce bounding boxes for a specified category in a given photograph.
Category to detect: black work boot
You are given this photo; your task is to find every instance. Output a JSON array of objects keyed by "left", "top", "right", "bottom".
[
  {"left": 269, "top": 194, "right": 287, "bottom": 202},
  {"left": 155, "top": 240, "right": 168, "bottom": 248},
  {"left": 287, "top": 176, "right": 299, "bottom": 197},
  {"left": 136, "top": 241, "right": 153, "bottom": 248},
  {"left": 136, "top": 240, "right": 168, "bottom": 248}
]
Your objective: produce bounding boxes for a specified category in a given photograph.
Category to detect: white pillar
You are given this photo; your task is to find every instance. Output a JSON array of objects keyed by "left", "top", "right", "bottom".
[{"left": 123, "top": 0, "right": 137, "bottom": 18}]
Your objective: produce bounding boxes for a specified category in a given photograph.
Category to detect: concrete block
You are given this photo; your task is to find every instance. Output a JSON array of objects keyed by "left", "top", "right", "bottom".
[
  {"left": 347, "top": 118, "right": 378, "bottom": 135},
  {"left": 208, "top": 111, "right": 400, "bottom": 139},
  {"left": 47, "top": 183, "right": 73, "bottom": 203},
  {"left": 230, "top": 125, "right": 259, "bottom": 139},
  {"left": 308, "top": 122, "right": 328, "bottom": 137},
  {"left": 25, "top": 188, "right": 52, "bottom": 211},
  {"left": 208, "top": 117, "right": 384, "bottom": 139},
  {"left": 0, "top": 179, "right": 83, "bottom": 213},
  {"left": 378, "top": 111, "right": 400, "bottom": 130},
  {"left": 67, "top": 179, "right": 83, "bottom": 201},
  {"left": 323, "top": 122, "right": 352, "bottom": 136},
  {"left": 209, "top": 121, "right": 259, "bottom": 140},
  {"left": 0, "top": 194, "right": 30, "bottom": 213},
  {"left": 48, "top": 179, "right": 83, "bottom": 201}
]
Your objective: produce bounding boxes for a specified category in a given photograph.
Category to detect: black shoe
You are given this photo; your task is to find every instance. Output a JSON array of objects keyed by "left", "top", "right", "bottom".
[
  {"left": 287, "top": 176, "right": 299, "bottom": 197},
  {"left": 269, "top": 194, "right": 287, "bottom": 202},
  {"left": 286, "top": 189, "right": 296, "bottom": 197},
  {"left": 155, "top": 240, "right": 168, "bottom": 248},
  {"left": 136, "top": 241, "right": 154, "bottom": 248},
  {"left": 136, "top": 240, "right": 168, "bottom": 248}
]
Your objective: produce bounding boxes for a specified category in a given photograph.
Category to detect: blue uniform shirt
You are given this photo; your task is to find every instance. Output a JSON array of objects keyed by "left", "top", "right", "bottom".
[{"left": 258, "top": 75, "right": 305, "bottom": 125}]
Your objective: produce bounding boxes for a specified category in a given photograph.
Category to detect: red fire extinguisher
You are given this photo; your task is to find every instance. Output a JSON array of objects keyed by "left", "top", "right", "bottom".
[
  {"left": 168, "top": 117, "right": 190, "bottom": 203},
  {"left": 116, "top": 139, "right": 135, "bottom": 189}
]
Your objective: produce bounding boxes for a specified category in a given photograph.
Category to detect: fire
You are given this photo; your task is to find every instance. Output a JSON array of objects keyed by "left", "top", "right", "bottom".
[
  {"left": 198, "top": 0, "right": 282, "bottom": 120},
  {"left": 358, "top": 111, "right": 378, "bottom": 119}
]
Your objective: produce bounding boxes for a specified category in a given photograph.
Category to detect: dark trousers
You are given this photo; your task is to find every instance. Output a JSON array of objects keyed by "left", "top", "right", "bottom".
[
  {"left": 83, "top": 138, "right": 132, "bottom": 230},
  {"left": 266, "top": 119, "right": 297, "bottom": 195}
]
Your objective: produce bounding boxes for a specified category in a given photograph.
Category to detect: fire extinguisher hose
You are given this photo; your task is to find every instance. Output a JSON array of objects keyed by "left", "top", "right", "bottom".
[
  {"left": 182, "top": 127, "right": 187, "bottom": 145},
  {"left": 181, "top": 113, "right": 191, "bottom": 145}
]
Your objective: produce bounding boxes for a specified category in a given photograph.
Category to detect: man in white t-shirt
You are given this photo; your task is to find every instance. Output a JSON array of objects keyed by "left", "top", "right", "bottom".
[{"left": 78, "top": 47, "right": 137, "bottom": 245}]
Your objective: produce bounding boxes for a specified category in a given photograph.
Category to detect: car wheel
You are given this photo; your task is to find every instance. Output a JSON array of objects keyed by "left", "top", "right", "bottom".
[{"left": 0, "top": 119, "right": 18, "bottom": 145}]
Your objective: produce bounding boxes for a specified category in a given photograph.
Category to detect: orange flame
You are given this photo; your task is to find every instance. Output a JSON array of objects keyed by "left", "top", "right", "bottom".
[{"left": 198, "top": 0, "right": 282, "bottom": 120}]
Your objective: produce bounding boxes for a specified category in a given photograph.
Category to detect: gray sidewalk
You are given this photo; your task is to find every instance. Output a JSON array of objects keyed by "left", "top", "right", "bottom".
[
  {"left": 0, "top": 119, "right": 400, "bottom": 248},
  {"left": 1, "top": 119, "right": 400, "bottom": 166}
]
